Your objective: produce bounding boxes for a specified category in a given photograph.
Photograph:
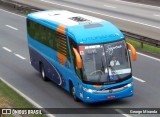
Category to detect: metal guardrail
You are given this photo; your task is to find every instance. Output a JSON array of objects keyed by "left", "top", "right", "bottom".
[
  {"left": 0, "top": 0, "right": 42, "bottom": 12},
  {"left": 0, "top": 0, "right": 160, "bottom": 48},
  {"left": 122, "top": 31, "right": 160, "bottom": 48}
]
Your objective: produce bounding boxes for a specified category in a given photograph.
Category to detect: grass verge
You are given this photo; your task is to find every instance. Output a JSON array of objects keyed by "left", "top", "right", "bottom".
[
  {"left": 0, "top": 79, "right": 45, "bottom": 117},
  {"left": 126, "top": 38, "right": 160, "bottom": 55}
]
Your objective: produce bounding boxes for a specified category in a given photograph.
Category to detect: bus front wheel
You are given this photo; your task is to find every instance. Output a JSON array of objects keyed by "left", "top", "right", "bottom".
[{"left": 70, "top": 83, "right": 80, "bottom": 102}]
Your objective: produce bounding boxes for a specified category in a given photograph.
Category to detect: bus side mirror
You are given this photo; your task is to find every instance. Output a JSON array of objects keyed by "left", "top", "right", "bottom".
[
  {"left": 127, "top": 42, "right": 137, "bottom": 61},
  {"left": 72, "top": 48, "right": 82, "bottom": 69}
]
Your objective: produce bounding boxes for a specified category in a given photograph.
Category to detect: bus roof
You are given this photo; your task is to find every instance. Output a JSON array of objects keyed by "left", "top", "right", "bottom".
[{"left": 27, "top": 10, "right": 124, "bottom": 44}]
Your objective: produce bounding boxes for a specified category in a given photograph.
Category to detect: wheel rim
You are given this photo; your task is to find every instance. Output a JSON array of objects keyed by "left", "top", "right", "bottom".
[
  {"left": 72, "top": 87, "right": 76, "bottom": 99},
  {"left": 41, "top": 67, "right": 45, "bottom": 79}
]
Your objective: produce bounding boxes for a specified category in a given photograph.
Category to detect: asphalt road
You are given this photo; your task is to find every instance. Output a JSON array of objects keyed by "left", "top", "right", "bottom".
[
  {"left": 122, "top": 0, "right": 160, "bottom": 6},
  {"left": 8, "top": 0, "right": 160, "bottom": 41},
  {"left": 0, "top": 8, "right": 160, "bottom": 117}
]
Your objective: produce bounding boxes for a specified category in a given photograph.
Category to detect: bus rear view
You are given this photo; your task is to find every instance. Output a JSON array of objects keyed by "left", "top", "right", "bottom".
[{"left": 27, "top": 10, "right": 136, "bottom": 103}]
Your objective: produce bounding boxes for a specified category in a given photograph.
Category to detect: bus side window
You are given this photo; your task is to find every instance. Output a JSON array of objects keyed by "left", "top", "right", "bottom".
[
  {"left": 48, "top": 30, "right": 54, "bottom": 49},
  {"left": 27, "top": 19, "right": 37, "bottom": 40},
  {"left": 69, "top": 38, "right": 82, "bottom": 79}
]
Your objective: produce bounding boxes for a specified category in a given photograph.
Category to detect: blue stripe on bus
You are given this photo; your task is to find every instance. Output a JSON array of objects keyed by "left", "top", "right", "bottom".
[
  {"left": 28, "top": 34, "right": 69, "bottom": 87},
  {"left": 29, "top": 46, "right": 66, "bottom": 87}
]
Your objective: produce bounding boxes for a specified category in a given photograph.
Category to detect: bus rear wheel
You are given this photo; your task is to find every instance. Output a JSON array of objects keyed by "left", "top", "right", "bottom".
[{"left": 40, "top": 63, "right": 48, "bottom": 81}]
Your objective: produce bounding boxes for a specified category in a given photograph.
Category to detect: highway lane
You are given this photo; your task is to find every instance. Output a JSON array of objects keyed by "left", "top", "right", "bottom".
[
  {"left": 121, "top": 0, "right": 160, "bottom": 6},
  {"left": 0, "top": 9, "right": 160, "bottom": 117},
  {"left": 44, "top": 0, "right": 160, "bottom": 27},
  {"left": 9, "top": 0, "right": 160, "bottom": 41},
  {"left": 0, "top": 10, "right": 28, "bottom": 58}
]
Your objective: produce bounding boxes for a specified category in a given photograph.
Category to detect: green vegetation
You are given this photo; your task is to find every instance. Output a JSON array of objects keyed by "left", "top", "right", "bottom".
[
  {"left": 20, "top": 10, "right": 32, "bottom": 15},
  {"left": 0, "top": 79, "right": 45, "bottom": 117},
  {"left": 126, "top": 38, "right": 160, "bottom": 55}
]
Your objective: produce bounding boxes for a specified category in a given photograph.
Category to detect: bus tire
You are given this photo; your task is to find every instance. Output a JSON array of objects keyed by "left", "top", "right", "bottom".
[
  {"left": 40, "top": 63, "right": 48, "bottom": 81},
  {"left": 70, "top": 82, "right": 80, "bottom": 102}
]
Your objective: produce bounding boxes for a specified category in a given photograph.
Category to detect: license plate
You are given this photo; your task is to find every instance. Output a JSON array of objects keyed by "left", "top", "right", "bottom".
[{"left": 107, "top": 95, "right": 115, "bottom": 99}]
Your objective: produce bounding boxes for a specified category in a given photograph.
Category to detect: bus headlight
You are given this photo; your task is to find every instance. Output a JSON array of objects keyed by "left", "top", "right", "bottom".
[
  {"left": 83, "top": 87, "right": 96, "bottom": 93},
  {"left": 127, "top": 83, "right": 132, "bottom": 87},
  {"left": 124, "top": 83, "right": 132, "bottom": 88}
]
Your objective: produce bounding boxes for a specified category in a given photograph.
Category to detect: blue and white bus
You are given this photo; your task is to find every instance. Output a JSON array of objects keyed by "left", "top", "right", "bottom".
[{"left": 27, "top": 10, "right": 136, "bottom": 103}]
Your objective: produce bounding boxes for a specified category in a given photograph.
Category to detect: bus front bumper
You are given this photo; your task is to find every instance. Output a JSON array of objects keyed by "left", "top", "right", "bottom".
[{"left": 81, "top": 84, "right": 133, "bottom": 103}]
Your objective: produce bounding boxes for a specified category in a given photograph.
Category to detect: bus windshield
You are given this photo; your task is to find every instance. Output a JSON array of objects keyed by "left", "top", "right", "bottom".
[{"left": 79, "top": 40, "right": 131, "bottom": 84}]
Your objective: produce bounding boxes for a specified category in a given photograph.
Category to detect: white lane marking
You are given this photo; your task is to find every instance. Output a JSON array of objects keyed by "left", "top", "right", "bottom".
[
  {"left": 154, "top": 14, "right": 160, "bottom": 17},
  {"left": 2, "top": 47, "right": 12, "bottom": 52},
  {"left": 104, "top": 5, "right": 116, "bottom": 9},
  {"left": 0, "top": 77, "right": 55, "bottom": 117},
  {"left": 14, "top": 53, "right": 26, "bottom": 60},
  {"left": 0, "top": 9, "right": 25, "bottom": 18},
  {"left": 115, "top": 109, "right": 132, "bottom": 117},
  {"left": 40, "top": 0, "right": 160, "bottom": 29},
  {"left": 6, "top": 25, "right": 18, "bottom": 30},
  {"left": 1, "top": 8, "right": 160, "bottom": 61},
  {"left": 129, "top": 50, "right": 160, "bottom": 62},
  {"left": 115, "top": 0, "right": 160, "bottom": 9},
  {"left": 122, "top": 114, "right": 132, "bottom": 117},
  {"left": 136, "top": 52, "right": 160, "bottom": 62},
  {"left": 133, "top": 76, "right": 146, "bottom": 83}
]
